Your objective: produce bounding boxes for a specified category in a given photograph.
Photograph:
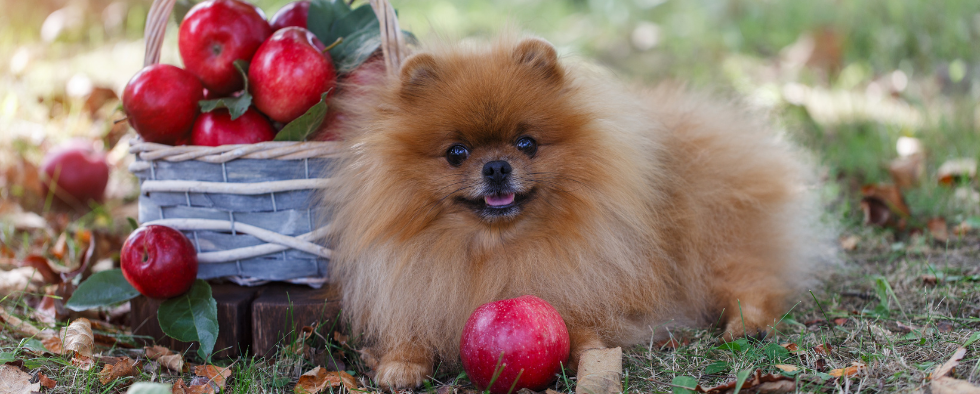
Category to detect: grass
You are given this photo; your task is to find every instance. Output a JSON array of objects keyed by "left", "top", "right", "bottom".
[{"left": 2, "top": 0, "right": 980, "bottom": 392}]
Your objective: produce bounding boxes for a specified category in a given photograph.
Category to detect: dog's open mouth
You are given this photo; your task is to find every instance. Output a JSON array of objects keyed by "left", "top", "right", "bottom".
[{"left": 456, "top": 189, "right": 535, "bottom": 218}]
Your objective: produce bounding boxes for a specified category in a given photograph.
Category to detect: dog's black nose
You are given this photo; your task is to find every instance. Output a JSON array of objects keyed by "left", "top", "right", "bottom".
[{"left": 482, "top": 160, "right": 512, "bottom": 183}]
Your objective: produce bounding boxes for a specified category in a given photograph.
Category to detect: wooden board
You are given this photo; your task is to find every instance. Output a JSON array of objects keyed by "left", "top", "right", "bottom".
[
  {"left": 130, "top": 283, "right": 341, "bottom": 359},
  {"left": 251, "top": 283, "right": 342, "bottom": 357}
]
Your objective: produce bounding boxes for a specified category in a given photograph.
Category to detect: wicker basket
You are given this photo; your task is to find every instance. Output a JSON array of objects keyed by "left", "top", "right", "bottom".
[{"left": 130, "top": 0, "right": 406, "bottom": 287}]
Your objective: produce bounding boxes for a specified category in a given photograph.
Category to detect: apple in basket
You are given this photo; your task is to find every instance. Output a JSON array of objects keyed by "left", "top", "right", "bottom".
[
  {"left": 121, "top": 225, "right": 198, "bottom": 299},
  {"left": 40, "top": 140, "right": 110, "bottom": 208},
  {"left": 249, "top": 27, "right": 337, "bottom": 123},
  {"left": 269, "top": 0, "right": 310, "bottom": 31},
  {"left": 123, "top": 64, "right": 204, "bottom": 145},
  {"left": 191, "top": 107, "right": 277, "bottom": 146},
  {"left": 460, "top": 295, "right": 571, "bottom": 394},
  {"left": 179, "top": 0, "right": 272, "bottom": 95}
]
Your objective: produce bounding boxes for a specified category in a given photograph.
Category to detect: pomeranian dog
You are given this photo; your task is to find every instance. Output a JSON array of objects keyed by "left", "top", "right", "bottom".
[{"left": 321, "top": 34, "right": 826, "bottom": 390}]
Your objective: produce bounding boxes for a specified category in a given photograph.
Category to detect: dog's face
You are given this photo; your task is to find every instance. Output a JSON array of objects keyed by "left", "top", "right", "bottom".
[{"left": 371, "top": 38, "right": 598, "bottom": 227}]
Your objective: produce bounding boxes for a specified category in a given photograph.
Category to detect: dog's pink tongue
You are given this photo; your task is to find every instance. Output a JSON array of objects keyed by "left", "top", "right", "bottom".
[{"left": 485, "top": 193, "right": 515, "bottom": 207}]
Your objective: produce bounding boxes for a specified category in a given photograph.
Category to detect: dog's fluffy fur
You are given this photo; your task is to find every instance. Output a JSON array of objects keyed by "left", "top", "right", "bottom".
[{"left": 321, "top": 34, "right": 827, "bottom": 390}]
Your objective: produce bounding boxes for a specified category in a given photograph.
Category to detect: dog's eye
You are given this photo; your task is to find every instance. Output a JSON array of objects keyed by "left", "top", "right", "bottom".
[
  {"left": 515, "top": 137, "right": 537, "bottom": 157},
  {"left": 446, "top": 144, "right": 470, "bottom": 166}
]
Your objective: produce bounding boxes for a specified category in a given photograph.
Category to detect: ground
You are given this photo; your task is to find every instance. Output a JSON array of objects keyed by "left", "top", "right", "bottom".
[{"left": 1, "top": 0, "right": 979, "bottom": 393}]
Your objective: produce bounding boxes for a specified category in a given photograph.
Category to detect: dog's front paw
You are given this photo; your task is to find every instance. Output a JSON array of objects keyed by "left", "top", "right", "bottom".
[
  {"left": 721, "top": 306, "right": 773, "bottom": 342},
  {"left": 374, "top": 359, "right": 432, "bottom": 391}
]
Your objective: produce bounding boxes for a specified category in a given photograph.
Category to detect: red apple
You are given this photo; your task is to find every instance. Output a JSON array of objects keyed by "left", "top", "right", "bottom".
[
  {"left": 191, "top": 108, "right": 277, "bottom": 146},
  {"left": 460, "top": 295, "right": 570, "bottom": 394},
  {"left": 249, "top": 27, "right": 337, "bottom": 123},
  {"left": 121, "top": 225, "right": 198, "bottom": 299},
  {"left": 123, "top": 64, "right": 204, "bottom": 145},
  {"left": 40, "top": 141, "right": 110, "bottom": 209},
  {"left": 179, "top": 0, "right": 272, "bottom": 95},
  {"left": 269, "top": 0, "right": 309, "bottom": 31}
]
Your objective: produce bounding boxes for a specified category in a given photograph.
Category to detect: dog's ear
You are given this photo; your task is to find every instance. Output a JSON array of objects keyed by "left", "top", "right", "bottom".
[
  {"left": 400, "top": 53, "right": 439, "bottom": 98},
  {"left": 513, "top": 38, "right": 562, "bottom": 82}
]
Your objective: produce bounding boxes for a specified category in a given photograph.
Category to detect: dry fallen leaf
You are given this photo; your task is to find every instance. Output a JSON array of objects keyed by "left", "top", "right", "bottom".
[
  {"left": 930, "top": 347, "right": 980, "bottom": 393},
  {"left": 828, "top": 362, "right": 866, "bottom": 378},
  {"left": 72, "top": 354, "right": 95, "bottom": 371},
  {"left": 42, "top": 336, "right": 65, "bottom": 354},
  {"left": 860, "top": 184, "right": 910, "bottom": 230},
  {"left": 0, "top": 266, "right": 46, "bottom": 296},
  {"left": 39, "top": 372, "right": 58, "bottom": 389},
  {"left": 146, "top": 345, "right": 185, "bottom": 372},
  {"left": 774, "top": 364, "right": 799, "bottom": 372},
  {"left": 194, "top": 365, "right": 232, "bottom": 391},
  {"left": 833, "top": 318, "right": 848, "bottom": 326},
  {"left": 813, "top": 343, "right": 833, "bottom": 355},
  {"left": 294, "top": 367, "right": 358, "bottom": 394},
  {"left": 839, "top": 235, "right": 859, "bottom": 251},
  {"left": 0, "top": 307, "right": 46, "bottom": 339},
  {"left": 779, "top": 343, "right": 799, "bottom": 352},
  {"left": 98, "top": 357, "right": 140, "bottom": 385},
  {"left": 0, "top": 364, "right": 41, "bottom": 394},
  {"left": 701, "top": 369, "right": 795, "bottom": 394},
  {"left": 889, "top": 155, "right": 924, "bottom": 189},
  {"left": 937, "top": 158, "right": 977, "bottom": 186},
  {"left": 927, "top": 217, "right": 949, "bottom": 243},
  {"left": 576, "top": 347, "right": 622, "bottom": 394},
  {"left": 64, "top": 317, "right": 94, "bottom": 357}
]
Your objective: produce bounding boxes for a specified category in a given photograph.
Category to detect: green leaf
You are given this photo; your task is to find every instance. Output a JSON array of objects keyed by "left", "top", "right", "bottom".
[
  {"left": 330, "top": 22, "right": 381, "bottom": 72},
  {"left": 158, "top": 280, "right": 218, "bottom": 360},
  {"left": 763, "top": 342, "right": 791, "bottom": 362},
  {"left": 274, "top": 92, "right": 330, "bottom": 141},
  {"left": 127, "top": 217, "right": 139, "bottom": 231},
  {"left": 173, "top": 0, "right": 197, "bottom": 24},
  {"left": 330, "top": 4, "right": 377, "bottom": 45},
  {"left": 199, "top": 60, "right": 252, "bottom": 120},
  {"left": 308, "top": 0, "right": 352, "bottom": 45},
  {"left": 671, "top": 376, "right": 698, "bottom": 394},
  {"left": 717, "top": 338, "right": 749, "bottom": 352},
  {"left": 732, "top": 368, "right": 754, "bottom": 394},
  {"left": 0, "top": 351, "right": 15, "bottom": 364},
  {"left": 125, "top": 382, "right": 174, "bottom": 394},
  {"left": 705, "top": 361, "right": 729, "bottom": 375},
  {"left": 65, "top": 269, "right": 140, "bottom": 311},
  {"left": 22, "top": 338, "right": 45, "bottom": 354},
  {"left": 964, "top": 331, "right": 980, "bottom": 348}
]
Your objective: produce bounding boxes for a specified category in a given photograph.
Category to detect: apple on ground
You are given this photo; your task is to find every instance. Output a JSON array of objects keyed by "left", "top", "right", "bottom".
[
  {"left": 179, "top": 0, "right": 272, "bottom": 95},
  {"left": 191, "top": 107, "right": 277, "bottom": 146},
  {"left": 249, "top": 27, "right": 337, "bottom": 123},
  {"left": 40, "top": 141, "right": 110, "bottom": 209},
  {"left": 269, "top": 0, "right": 309, "bottom": 31},
  {"left": 121, "top": 225, "right": 198, "bottom": 299},
  {"left": 123, "top": 64, "right": 204, "bottom": 145},
  {"left": 460, "top": 295, "right": 570, "bottom": 394}
]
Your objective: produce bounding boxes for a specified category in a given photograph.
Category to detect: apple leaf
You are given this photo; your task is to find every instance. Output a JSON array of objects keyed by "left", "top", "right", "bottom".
[
  {"left": 274, "top": 92, "right": 330, "bottom": 141},
  {"left": 331, "top": 23, "right": 382, "bottom": 72},
  {"left": 198, "top": 60, "right": 252, "bottom": 120},
  {"left": 308, "top": 0, "right": 353, "bottom": 46},
  {"left": 733, "top": 368, "right": 754, "bottom": 393},
  {"left": 308, "top": 0, "right": 383, "bottom": 72},
  {"left": 173, "top": 0, "right": 197, "bottom": 25},
  {"left": 157, "top": 280, "right": 218, "bottom": 360},
  {"left": 65, "top": 269, "right": 140, "bottom": 311}
]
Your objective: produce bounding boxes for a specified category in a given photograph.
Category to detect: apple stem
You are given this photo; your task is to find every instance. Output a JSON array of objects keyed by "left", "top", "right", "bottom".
[
  {"left": 113, "top": 117, "right": 128, "bottom": 124},
  {"left": 322, "top": 37, "right": 343, "bottom": 53}
]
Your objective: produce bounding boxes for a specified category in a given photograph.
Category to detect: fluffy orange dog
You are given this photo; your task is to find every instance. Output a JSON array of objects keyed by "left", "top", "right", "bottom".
[{"left": 322, "top": 35, "right": 825, "bottom": 390}]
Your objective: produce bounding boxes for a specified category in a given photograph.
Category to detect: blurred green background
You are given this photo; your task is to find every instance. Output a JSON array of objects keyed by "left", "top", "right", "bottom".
[{"left": 1, "top": 0, "right": 979, "bottom": 225}]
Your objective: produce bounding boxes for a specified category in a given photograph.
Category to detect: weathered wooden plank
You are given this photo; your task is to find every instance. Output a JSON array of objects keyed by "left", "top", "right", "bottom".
[{"left": 251, "top": 284, "right": 342, "bottom": 357}]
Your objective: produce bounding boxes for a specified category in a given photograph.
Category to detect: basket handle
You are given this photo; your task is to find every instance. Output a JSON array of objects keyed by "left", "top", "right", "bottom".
[{"left": 142, "top": 0, "right": 406, "bottom": 70}]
